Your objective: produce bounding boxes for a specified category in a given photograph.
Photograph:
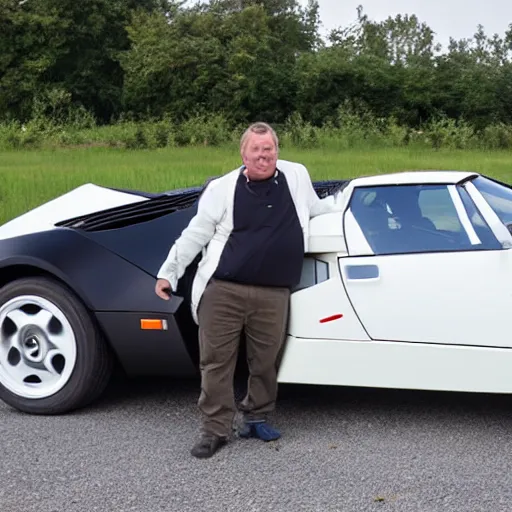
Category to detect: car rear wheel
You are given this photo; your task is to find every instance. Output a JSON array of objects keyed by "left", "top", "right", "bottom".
[{"left": 0, "top": 276, "right": 113, "bottom": 414}]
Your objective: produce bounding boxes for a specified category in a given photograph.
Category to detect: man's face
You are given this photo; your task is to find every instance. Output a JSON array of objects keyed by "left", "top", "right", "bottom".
[{"left": 241, "top": 132, "right": 278, "bottom": 181}]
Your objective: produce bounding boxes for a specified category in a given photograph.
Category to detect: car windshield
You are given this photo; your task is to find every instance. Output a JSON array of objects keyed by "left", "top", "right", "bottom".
[{"left": 472, "top": 176, "right": 512, "bottom": 226}]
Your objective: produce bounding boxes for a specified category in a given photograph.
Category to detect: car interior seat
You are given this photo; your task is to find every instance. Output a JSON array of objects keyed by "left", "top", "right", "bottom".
[{"left": 350, "top": 197, "right": 393, "bottom": 253}]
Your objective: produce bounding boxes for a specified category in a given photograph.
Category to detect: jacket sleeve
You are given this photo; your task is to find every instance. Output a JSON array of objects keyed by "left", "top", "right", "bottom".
[
  {"left": 156, "top": 181, "right": 224, "bottom": 290},
  {"left": 300, "top": 165, "right": 344, "bottom": 218}
]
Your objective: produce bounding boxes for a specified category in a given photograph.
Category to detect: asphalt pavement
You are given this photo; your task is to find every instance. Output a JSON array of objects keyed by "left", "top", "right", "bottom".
[{"left": 2, "top": 376, "right": 512, "bottom": 512}]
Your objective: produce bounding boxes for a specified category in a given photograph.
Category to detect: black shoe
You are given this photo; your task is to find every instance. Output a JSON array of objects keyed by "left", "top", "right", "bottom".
[{"left": 190, "top": 434, "right": 227, "bottom": 459}]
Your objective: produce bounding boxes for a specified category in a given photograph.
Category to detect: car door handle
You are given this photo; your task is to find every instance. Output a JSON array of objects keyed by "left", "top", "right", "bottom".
[{"left": 345, "top": 264, "right": 379, "bottom": 280}]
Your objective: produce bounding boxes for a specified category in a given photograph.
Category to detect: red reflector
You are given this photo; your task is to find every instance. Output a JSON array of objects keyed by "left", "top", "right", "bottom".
[{"left": 319, "top": 314, "right": 343, "bottom": 323}]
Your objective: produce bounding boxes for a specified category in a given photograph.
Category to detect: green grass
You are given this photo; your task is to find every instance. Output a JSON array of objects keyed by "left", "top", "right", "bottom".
[{"left": 1, "top": 145, "right": 511, "bottom": 225}]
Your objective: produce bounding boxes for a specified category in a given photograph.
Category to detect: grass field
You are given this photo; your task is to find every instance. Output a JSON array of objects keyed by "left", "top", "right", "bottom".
[{"left": 1, "top": 145, "right": 511, "bottom": 225}]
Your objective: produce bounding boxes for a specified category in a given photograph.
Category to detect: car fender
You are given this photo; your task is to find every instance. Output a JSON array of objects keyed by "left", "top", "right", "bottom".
[{"left": 0, "top": 229, "right": 182, "bottom": 315}]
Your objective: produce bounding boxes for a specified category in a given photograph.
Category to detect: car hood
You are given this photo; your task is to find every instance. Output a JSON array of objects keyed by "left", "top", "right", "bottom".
[{"left": 0, "top": 184, "right": 148, "bottom": 241}]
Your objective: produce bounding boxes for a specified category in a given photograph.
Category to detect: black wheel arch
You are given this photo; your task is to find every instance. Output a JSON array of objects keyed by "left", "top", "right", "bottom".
[
  {"left": 0, "top": 262, "right": 123, "bottom": 369},
  {"left": 0, "top": 229, "right": 200, "bottom": 379},
  {"left": 0, "top": 259, "right": 95, "bottom": 309}
]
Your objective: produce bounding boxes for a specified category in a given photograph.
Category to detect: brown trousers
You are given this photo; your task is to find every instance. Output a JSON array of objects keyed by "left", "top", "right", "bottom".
[{"left": 196, "top": 278, "right": 290, "bottom": 438}]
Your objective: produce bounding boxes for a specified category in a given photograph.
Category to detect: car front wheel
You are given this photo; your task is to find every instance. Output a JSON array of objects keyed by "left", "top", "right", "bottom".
[{"left": 0, "top": 276, "right": 113, "bottom": 414}]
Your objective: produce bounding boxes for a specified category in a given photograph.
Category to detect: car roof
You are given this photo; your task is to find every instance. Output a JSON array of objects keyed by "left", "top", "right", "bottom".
[{"left": 350, "top": 170, "right": 478, "bottom": 187}]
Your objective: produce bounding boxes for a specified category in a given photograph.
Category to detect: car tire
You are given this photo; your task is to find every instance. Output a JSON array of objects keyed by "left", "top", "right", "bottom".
[{"left": 0, "top": 276, "right": 113, "bottom": 414}]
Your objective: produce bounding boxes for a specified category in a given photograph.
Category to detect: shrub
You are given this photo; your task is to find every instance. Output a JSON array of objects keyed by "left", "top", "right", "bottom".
[
  {"left": 282, "top": 113, "right": 320, "bottom": 148},
  {"left": 177, "top": 114, "right": 233, "bottom": 146},
  {"left": 423, "top": 116, "right": 476, "bottom": 150},
  {"left": 479, "top": 123, "right": 512, "bottom": 150}
]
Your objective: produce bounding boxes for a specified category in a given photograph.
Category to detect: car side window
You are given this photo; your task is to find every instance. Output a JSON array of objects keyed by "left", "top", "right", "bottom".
[{"left": 348, "top": 184, "right": 501, "bottom": 255}]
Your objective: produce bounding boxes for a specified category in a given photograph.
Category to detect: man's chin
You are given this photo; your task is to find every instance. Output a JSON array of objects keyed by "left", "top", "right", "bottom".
[{"left": 250, "top": 166, "right": 274, "bottom": 178}]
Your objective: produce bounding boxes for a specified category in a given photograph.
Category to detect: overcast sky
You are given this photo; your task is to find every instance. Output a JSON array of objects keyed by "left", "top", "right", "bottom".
[{"left": 305, "top": 0, "right": 512, "bottom": 49}]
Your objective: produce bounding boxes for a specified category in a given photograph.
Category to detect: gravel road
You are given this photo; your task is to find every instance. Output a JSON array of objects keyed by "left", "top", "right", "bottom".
[{"left": 1, "top": 376, "right": 512, "bottom": 512}]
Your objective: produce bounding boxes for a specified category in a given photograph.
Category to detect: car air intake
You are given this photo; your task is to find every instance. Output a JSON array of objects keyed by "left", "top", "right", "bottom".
[
  {"left": 313, "top": 180, "right": 349, "bottom": 198},
  {"left": 56, "top": 189, "right": 202, "bottom": 232},
  {"left": 56, "top": 180, "right": 349, "bottom": 232}
]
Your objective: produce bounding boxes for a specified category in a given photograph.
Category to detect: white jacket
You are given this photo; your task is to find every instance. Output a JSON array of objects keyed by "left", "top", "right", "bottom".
[{"left": 157, "top": 159, "right": 342, "bottom": 323}]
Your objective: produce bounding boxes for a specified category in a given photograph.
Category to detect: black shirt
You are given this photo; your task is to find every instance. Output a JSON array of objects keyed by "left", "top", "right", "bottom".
[{"left": 213, "top": 169, "right": 304, "bottom": 288}]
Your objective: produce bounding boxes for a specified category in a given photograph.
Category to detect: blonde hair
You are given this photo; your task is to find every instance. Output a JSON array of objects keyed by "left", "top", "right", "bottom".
[{"left": 240, "top": 122, "right": 279, "bottom": 154}]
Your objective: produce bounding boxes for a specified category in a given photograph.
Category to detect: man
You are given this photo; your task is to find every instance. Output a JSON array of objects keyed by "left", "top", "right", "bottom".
[{"left": 155, "top": 122, "right": 341, "bottom": 458}]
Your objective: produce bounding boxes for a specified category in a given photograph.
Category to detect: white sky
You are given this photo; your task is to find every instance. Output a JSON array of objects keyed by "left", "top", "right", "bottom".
[{"left": 306, "top": 0, "right": 512, "bottom": 49}]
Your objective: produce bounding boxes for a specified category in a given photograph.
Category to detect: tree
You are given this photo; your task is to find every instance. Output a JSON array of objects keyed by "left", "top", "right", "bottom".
[{"left": 0, "top": 0, "right": 160, "bottom": 122}]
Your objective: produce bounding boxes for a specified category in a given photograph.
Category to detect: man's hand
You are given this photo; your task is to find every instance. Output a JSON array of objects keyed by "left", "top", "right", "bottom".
[{"left": 155, "top": 278, "right": 172, "bottom": 300}]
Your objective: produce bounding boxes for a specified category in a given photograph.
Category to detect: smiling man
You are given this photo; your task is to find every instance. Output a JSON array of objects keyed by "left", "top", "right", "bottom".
[{"left": 155, "top": 122, "right": 341, "bottom": 458}]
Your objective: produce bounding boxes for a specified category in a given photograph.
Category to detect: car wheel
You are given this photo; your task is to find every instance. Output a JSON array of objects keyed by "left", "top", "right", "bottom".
[{"left": 0, "top": 276, "right": 113, "bottom": 414}]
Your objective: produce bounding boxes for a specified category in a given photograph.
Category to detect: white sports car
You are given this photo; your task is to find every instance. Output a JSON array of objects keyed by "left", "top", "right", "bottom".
[
  {"left": 0, "top": 169, "right": 511, "bottom": 414},
  {"left": 279, "top": 170, "right": 512, "bottom": 395}
]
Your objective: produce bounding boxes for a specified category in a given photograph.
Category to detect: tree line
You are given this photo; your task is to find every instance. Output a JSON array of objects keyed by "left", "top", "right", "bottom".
[{"left": 1, "top": 0, "right": 512, "bottom": 146}]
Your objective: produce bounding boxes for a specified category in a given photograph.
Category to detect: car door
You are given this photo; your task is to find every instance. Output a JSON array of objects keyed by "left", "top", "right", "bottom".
[{"left": 340, "top": 181, "right": 512, "bottom": 348}]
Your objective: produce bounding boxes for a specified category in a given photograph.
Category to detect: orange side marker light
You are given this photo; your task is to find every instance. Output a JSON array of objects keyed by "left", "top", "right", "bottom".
[{"left": 140, "top": 319, "right": 168, "bottom": 330}]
